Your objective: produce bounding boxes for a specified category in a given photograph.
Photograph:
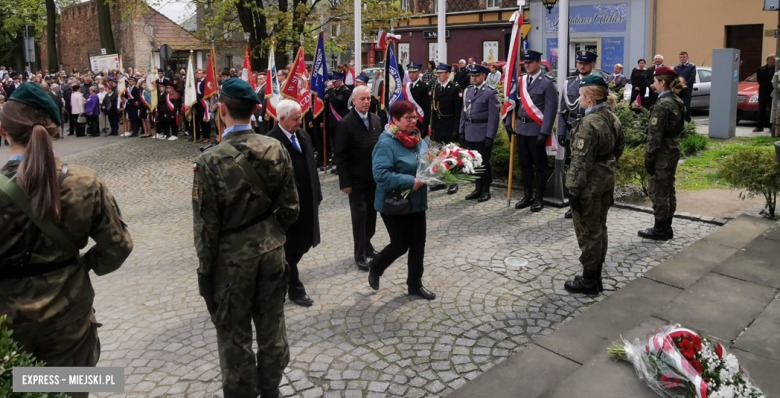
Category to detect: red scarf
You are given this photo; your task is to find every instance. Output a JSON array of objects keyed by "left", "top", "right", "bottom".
[{"left": 389, "top": 123, "right": 420, "bottom": 148}]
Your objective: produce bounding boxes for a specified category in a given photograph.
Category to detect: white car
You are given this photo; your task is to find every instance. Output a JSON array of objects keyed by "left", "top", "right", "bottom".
[{"left": 622, "top": 66, "right": 712, "bottom": 110}]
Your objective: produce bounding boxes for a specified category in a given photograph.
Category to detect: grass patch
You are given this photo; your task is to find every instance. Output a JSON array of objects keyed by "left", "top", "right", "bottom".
[{"left": 676, "top": 137, "right": 776, "bottom": 190}]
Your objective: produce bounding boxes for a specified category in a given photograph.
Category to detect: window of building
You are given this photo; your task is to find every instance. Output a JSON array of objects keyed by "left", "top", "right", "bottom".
[
  {"left": 226, "top": 55, "right": 233, "bottom": 69},
  {"left": 433, "top": 0, "right": 438, "bottom": 13},
  {"left": 401, "top": 0, "right": 409, "bottom": 10},
  {"left": 331, "top": 23, "right": 339, "bottom": 37},
  {"left": 487, "top": 0, "right": 499, "bottom": 9}
]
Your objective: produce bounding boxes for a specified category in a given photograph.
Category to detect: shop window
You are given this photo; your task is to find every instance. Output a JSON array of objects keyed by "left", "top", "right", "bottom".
[{"left": 487, "top": 0, "right": 500, "bottom": 9}]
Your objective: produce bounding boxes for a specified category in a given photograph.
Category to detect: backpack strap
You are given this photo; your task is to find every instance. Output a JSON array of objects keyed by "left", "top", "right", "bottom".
[
  {"left": 0, "top": 172, "right": 79, "bottom": 259},
  {"left": 219, "top": 142, "right": 269, "bottom": 193}
]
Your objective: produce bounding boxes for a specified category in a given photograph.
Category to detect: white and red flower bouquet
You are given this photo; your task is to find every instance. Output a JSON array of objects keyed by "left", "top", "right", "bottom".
[
  {"left": 404, "top": 143, "right": 484, "bottom": 197},
  {"left": 608, "top": 324, "right": 765, "bottom": 398}
]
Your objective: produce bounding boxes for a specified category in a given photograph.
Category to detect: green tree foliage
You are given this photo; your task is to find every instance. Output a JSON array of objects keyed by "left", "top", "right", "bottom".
[
  {"left": 720, "top": 147, "right": 780, "bottom": 218},
  {"left": 616, "top": 144, "right": 649, "bottom": 196}
]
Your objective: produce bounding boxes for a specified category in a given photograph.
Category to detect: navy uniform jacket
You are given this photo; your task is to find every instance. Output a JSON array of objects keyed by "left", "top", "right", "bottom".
[
  {"left": 507, "top": 73, "right": 557, "bottom": 137},
  {"left": 674, "top": 62, "right": 696, "bottom": 93},
  {"left": 459, "top": 82, "right": 500, "bottom": 142},
  {"left": 325, "top": 85, "right": 351, "bottom": 134},
  {"left": 431, "top": 80, "right": 463, "bottom": 142},
  {"left": 124, "top": 86, "right": 139, "bottom": 111},
  {"left": 557, "top": 76, "right": 587, "bottom": 138},
  {"left": 408, "top": 79, "right": 431, "bottom": 137}
]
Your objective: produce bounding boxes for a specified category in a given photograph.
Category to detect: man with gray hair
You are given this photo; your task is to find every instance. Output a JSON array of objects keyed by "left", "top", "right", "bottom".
[
  {"left": 335, "top": 84, "right": 383, "bottom": 271},
  {"left": 47, "top": 83, "right": 64, "bottom": 129},
  {"left": 267, "top": 99, "right": 322, "bottom": 307},
  {"left": 646, "top": 54, "right": 664, "bottom": 107}
]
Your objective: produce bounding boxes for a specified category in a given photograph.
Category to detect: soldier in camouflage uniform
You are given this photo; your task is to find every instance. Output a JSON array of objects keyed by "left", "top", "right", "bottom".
[
  {"left": 192, "top": 78, "right": 299, "bottom": 398},
  {"left": 563, "top": 75, "right": 625, "bottom": 295},
  {"left": 0, "top": 83, "right": 133, "bottom": 398},
  {"left": 638, "top": 66, "right": 685, "bottom": 241}
]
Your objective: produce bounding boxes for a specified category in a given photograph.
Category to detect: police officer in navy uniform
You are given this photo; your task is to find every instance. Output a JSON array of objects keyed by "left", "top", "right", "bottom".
[
  {"left": 459, "top": 64, "right": 500, "bottom": 202},
  {"left": 405, "top": 62, "right": 432, "bottom": 138},
  {"left": 559, "top": 50, "right": 598, "bottom": 218},
  {"left": 505, "top": 50, "right": 559, "bottom": 212},
  {"left": 324, "top": 71, "right": 351, "bottom": 172},
  {"left": 430, "top": 63, "right": 463, "bottom": 195}
]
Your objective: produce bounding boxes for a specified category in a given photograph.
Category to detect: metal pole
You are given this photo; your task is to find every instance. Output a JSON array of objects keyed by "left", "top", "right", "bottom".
[
  {"left": 773, "top": 10, "right": 780, "bottom": 138},
  {"left": 544, "top": 0, "right": 569, "bottom": 207},
  {"left": 354, "top": 0, "right": 362, "bottom": 74},
  {"left": 437, "top": 0, "right": 446, "bottom": 64}
]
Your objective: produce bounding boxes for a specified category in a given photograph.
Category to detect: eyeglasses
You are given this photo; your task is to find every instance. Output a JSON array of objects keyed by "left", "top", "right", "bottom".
[{"left": 402, "top": 116, "right": 417, "bottom": 122}]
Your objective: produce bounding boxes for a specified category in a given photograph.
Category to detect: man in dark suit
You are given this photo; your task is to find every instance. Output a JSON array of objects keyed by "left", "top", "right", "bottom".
[
  {"left": 103, "top": 84, "right": 119, "bottom": 136},
  {"left": 674, "top": 51, "right": 696, "bottom": 123},
  {"left": 124, "top": 76, "right": 140, "bottom": 137},
  {"left": 255, "top": 74, "right": 269, "bottom": 135},
  {"left": 267, "top": 99, "right": 323, "bottom": 307},
  {"left": 430, "top": 63, "right": 463, "bottom": 194},
  {"left": 404, "top": 62, "right": 432, "bottom": 138},
  {"left": 194, "top": 69, "right": 212, "bottom": 143},
  {"left": 646, "top": 54, "right": 665, "bottom": 108},
  {"left": 165, "top": 65, "right": 174, "bottom": 80},
  {"left": 324, "top": 72, "right": 351, "bottom": 171},
  {"left": 334, "top": 86, "right": 383, "bottom": 271},
  {"left": 754, "top": 54, "right": 776, "bottom": 132}
]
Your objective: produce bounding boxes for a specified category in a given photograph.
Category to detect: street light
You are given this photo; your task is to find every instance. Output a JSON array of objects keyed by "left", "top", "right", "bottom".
[{"left": 541, "top": 0, "right": 557, "bottom": 13}]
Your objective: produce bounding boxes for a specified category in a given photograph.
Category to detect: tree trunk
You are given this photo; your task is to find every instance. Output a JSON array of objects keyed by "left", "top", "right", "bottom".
[
  {"left": 96, "top": 0, "right": 116, "bottom": 54},
  {"left": 235, "top": 0, "right": 269, "bottom": 71},
  {"left": 45, "top": 0, "right": 58, "bottom": 71}
]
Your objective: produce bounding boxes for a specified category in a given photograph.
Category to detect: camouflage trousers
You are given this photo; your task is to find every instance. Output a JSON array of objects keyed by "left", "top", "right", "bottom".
[
  {"left": 648, "top": 153, "right": 680, "bottom": 220},
  {"left": 212, "top": 246, "right": 290, "bottom": 398},
  {"left": 12, "top": 310, "right": 101, "bottom": 398},
  {"left": 572, "top": 191, "right": 613, "bottom": 272}
]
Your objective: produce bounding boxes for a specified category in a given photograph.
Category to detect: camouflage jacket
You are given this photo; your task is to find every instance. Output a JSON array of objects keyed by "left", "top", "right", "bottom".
[
  {"left": 192, "top": 129, "right": 299, "bottom": 275},
  {"left": 645, "top": 93, "right": 684, "bottom": 162},
  {"left": 566, "top": 105, "right": 625, "bottom": 197},
  {"left": 0, "top": 160, "right": 133, "bottom": 333}
]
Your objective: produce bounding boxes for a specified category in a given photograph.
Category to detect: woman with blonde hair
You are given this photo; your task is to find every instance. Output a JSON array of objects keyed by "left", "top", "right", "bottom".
[
  {"left": 137, "top": 79, "right": 152, "bottom": 137},
  {"left": 637, "top": 66, "right": 686, "bottom": 241},
  {"left": 563, "top": 75, "right": 625, "bottom": 295},
  {"left": 0, "top": 84, "right": 132, "bottom": 398}
]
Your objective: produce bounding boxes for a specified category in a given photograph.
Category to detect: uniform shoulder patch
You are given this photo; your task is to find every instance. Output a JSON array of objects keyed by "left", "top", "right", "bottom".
[
  {"left": 651, "top": 117, "right": 659, "bottom": 126},
  {"left": 458, "top": 92, "right": 463, "bottom": 98},
  {"left": 576, "top": 138, "right": 585, "bottom": 150}
]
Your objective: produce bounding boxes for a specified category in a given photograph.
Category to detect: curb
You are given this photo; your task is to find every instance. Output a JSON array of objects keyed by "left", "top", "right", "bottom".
[{"left": 491, "top": 181, "right": 730, "bottom": 227}]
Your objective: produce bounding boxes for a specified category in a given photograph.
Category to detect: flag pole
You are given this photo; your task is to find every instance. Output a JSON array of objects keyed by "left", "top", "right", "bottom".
[
  {"left": 191, "top": 49, "right": 197, "bottom": 142},
  {"left": 214, "top": 40, "right": 222, "bottom": 143},
  {"left": 507, "top": 7, "right": 524, "bottom": 207}
]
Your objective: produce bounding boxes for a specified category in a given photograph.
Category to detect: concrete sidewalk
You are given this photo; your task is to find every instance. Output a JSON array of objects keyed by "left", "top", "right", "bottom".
[{"left": 449, "top": 215, "right": 780, "bottom": 398}]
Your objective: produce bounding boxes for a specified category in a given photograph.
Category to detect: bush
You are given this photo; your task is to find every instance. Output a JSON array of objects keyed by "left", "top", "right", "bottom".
[
  {"left": 680, "top": 133, "right": 708, "bottom": 156},
  {"left": 491, "top": 125, "right": 523, "bottom": 182},
  {"left": 680, "top": 120, "right": 698, "bottom": 139},
  {"left": 614, "top": 103, "right": 650, "bottom": 148},
  {"left": 0, "top": 315, "right": 68, "bottom": 398},
  {"left": 616, "top": 145, "right": 649, "bottom": 195},
  {"left": 720, "top": 147, "right": 780, "bottom": 218}
]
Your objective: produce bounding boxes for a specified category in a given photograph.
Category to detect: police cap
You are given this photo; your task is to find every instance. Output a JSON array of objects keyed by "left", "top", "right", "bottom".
[
  {"left": 329, "top": 71, "right": 345, "bottom": 80},
  {"left": 435, "top": 64, "right": 452, "bottom": 73},
  {"left": 220, "top": 78, "right": 261, "bottom": 104},
  {"left": 9, "top": 82, "right": 62, "bottom": 125},
  {"left": 406, "top": 62, "right": 422, "bottom": 72},
  {"left": 469, "top": 64, "right": 490, "bottom": 75},
  {"left": 576, "top": 51, "right": 598, "bottom": 63},
  {"left": 355, "top": 73, "right": 369, "bottom": 84},
  {"left": 523, "top": 50, "right": 543, "bottom": 62}
]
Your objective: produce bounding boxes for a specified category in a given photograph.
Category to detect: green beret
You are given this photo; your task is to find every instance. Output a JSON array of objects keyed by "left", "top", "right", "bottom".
[
  {"left": 579, "top": 75, "right": 608, "bottom": 89},
  {"left": 9, "top": 82, "right": 62, "bottom": 125},
  {"left": 220, "top": 78, "right": 261, "bottom": 105}
]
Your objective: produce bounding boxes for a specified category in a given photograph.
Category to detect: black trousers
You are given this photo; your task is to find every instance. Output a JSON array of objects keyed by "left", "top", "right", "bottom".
[
  {"left": 108, "top": 114, "right": 119, "bottom": 136},
  {"left": 629, "top": 87, "right": 646, "bottom": 106},
  {"left": 69, "top": 113, "right": 78, "bottom": 135},
  {"left": 196, "top": 107, "right": 211, "bottom": 140},
  {"left": 127, "top": 107, "right": 140, "bottom": 136},
  {"left": 680, "top": 88, "right": 693, "bottom": 122},
  {"left": 86, "top": 115, "right": 99, "bottom": 136},
  {"left": 466, "top": 140, "right": 492, "bottom": 188},
  {"left": 758, "top": 91, "right": 772, "bottom": 129},
  {"left": 283, "top": 243, "right": 308, "bottom": 300},
  {"left": 372, "top": 212, "right": 426, "bottom": 289},
  {"left": 348, "top": 183, "right": 377, "bottom": 262},
  {"left": 516, "top": 134, "right": 548, "bottom": 195}
]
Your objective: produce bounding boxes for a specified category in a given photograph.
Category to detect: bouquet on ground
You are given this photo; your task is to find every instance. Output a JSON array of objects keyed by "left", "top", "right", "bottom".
[
  {"left": 608, "top": 324, "right": 764, "bottom": 398},
  {"left": 403, "top": 142, "right": 485, "bottom": 197}
]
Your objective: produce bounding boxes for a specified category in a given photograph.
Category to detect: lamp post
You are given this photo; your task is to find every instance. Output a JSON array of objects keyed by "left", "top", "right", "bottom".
[{"left": 541, "top": 0, "right": 557, "bottom": 13}]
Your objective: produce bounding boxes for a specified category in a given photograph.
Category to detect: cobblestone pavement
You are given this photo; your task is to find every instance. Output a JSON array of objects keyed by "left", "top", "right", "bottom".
[{"left": 63, "top": 138, "right": 718, "bottom": 398}]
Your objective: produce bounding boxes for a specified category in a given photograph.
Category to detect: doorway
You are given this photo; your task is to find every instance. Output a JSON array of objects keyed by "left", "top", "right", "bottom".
[
  {"left": 727, "top": 24, "right": 763, "bottom": 81},
  {"left": 568, "top": 40, "right": 600, "bottom": 73}
]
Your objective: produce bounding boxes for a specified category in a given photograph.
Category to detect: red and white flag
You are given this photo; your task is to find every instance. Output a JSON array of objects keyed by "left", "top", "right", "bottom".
[
  {"left": 241, "top": 45, "right": 255, "bottom": 91},
  {"left": 281, "top": 47, "right": 311, "bottom": 116},
  {"left": 264, "top": 44, "right": 282, "bottom": 120}
]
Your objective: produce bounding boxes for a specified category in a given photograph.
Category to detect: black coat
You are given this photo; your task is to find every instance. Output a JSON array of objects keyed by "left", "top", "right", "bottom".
[
  {"left": 334, "top": 108, "right": 382, "bottom": 190},
  {"left": 325, "top": 85, "right": 351, "bottom": 134},
  {"left": 267, "top": 125, "right": 322, "bottom": 252},
  {"left": 455, "top": 69, "right": 471, "bottom": 91},
  {"left": 102, "top": 92, "right": 118, "bottom": 115},
  {"left": 757, "top": 64, "right": 775, "bottom": 95},
  {"left": 431, "top": 80, "right": 463, "bottom": 142},
  {"left": 408, "top": 79, "right": 432, "bottom": 137},
  {"left": 630, "top": 68, "right": 649, "bottom": 89}
]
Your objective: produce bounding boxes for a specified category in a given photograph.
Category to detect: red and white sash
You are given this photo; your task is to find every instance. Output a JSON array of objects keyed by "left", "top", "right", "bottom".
[
  {"left": 403, "top": 82, "right": 424, "bottom": 123},
  {"left": 201, "top": 99, "right": 210, "bottom": 121},
  {"left": 166, "top": 94, "right": 175, "bottom": 112},
  {"left": 126, "top": 87, "right": 134, "bottom": 100},
  {"left": 519, "top": 76, "right": 543, "bottom": 126},
  {"left": 330, "top": 103, "right": 343, "bottom": 122}
]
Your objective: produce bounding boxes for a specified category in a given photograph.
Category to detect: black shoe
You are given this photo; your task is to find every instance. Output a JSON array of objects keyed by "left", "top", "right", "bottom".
[
  {"left": 564, "top": 274, "right": 601, "bottom": 295},
  {"left": 292, "top": 294, "right": 314, "bottom": 307},
  {"left": 368, "top": 269, "right": 380, "bottom": 290},
  {"left": 515, "top": 189, "right": 534, "bottom": 210},
  {"left": 638, "top": 219, "right": 671, "bottom": 240},
  {"left": 447, "top": 184, "right": 459, "bottom": 195},
  {"left": 260, "top": 388, "right": 280, "bottom": 398},
  {"left": 530, "top": 198, "right": 544, "bottom": 212},
  {"left": 564, "top": 208, "right": 573, "bottom": 219},
  {"left": 108, "top": 133, "right": 118, "bottom": 136},
  {"left": 477, "top": 190, "right": 491, "bottom": 202},
  {"left": 667, "top": 217, "right": 674, "bottom": 239},
  {"left": 430, "top": 184, "right": 446, "bottom": 192},
  {"left": 356, "top": 260, "right": 370, "bottom": 271},
  {"left": 752, "top": 127, "right": 764, "bottom": 132},
  {"left": 408, "top": 286, "right": 436, "bottom": 300},
  {"left": 465, "top": 182, "right": 482, "bottom": 200},
  {"left": 318, "top": 167, "right": 326, "bottom": 172},
  {"left": 366, "top": 249, "right": 379, "bottom": 259}
]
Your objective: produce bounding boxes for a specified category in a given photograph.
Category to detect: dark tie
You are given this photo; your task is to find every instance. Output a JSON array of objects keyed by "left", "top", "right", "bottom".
[
  {"left": 290, "top": 133, "right": 301, "bottom": 152},
  {"left": 527, "top": 76, "right": 532, "bottom": 86}
]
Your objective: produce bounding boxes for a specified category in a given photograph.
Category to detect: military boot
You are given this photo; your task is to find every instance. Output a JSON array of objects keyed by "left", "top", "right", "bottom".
[
  {"left": 478, "top": 185, "right": 492, "bottom": 202},
  {"left": 667, "top": 217, "right": 674, "bottom": 239},
  {"left": 638, "top": 219, "right": 671, "bottom": 241},
  {"left": 515, "top": 188, "right": 533, "bottom": 210},
  {"left": 465, "top": 181, "right": 482, "bottom": 200},
  {"left": 564, "top": 269, "right": 601, "bottom": 295},
  {"left": 260, "top": 389, "right": 281, "bottom": 398},
  {"left": 447, "top": 184, "right": 459, "bottom": 195},
  {"left": 530, "top": 196, "right": 544, "bottom": 212},
  {"left": 596, "top": 264, "right": 605, "bottom": 292}
]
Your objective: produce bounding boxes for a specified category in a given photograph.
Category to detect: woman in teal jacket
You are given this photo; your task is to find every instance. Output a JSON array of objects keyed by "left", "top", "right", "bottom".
[{"left": 368, "top": 101, "right": 435, "bottom": 300}]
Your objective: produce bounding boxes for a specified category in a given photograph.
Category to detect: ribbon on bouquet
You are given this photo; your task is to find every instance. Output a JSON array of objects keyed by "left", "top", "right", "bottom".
[{"left": 645, "top": 328, "right": 708, "bottom": 398}]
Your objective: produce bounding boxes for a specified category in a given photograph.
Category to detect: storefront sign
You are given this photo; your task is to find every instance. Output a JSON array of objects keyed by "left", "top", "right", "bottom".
[
  {"left": 398, "top": 43, "right": 410, "bottom": 67},
  {"left": 545, "top": 3, "right": 627, "bottom": 33},
  {"left": 546, "top": 38, "right": 559, "bottom": 70},
  {"left": 600, "top": 37, "right": 624, "bottom": 72},
  {"left": 423, "top": 30, "right": 450, "bottom": 39},
  {"left": 429, "top": 43, "right": 439, "bottom": 62},
  {"left": 483, "top": 41, "right": 499, "bottom": 64}
]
